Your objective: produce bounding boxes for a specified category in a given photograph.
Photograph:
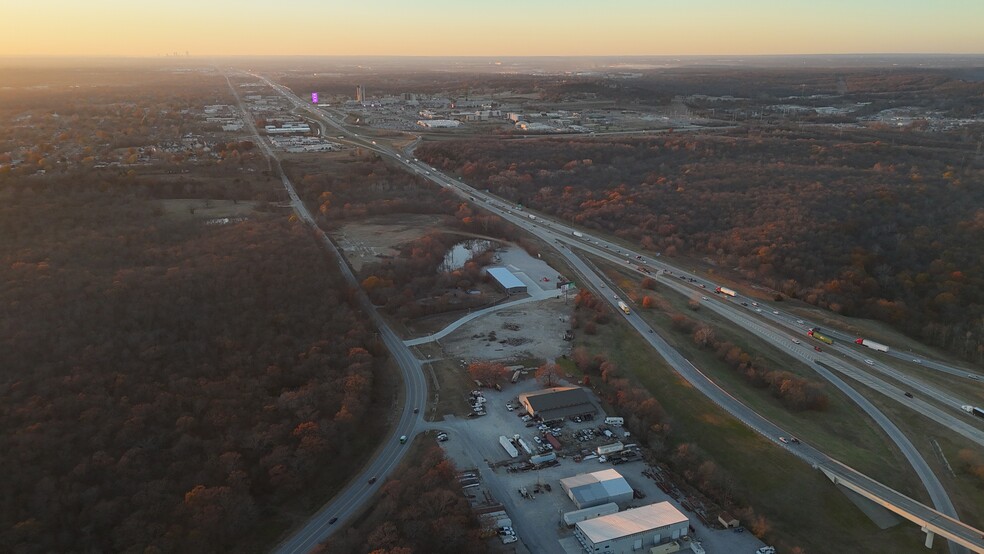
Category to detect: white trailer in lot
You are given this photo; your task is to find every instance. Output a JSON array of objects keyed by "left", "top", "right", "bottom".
[
  {"left": 499, "top": 435, "right": 519, "bottom": 458},
  {"left": 597, "top": 442, "right": 625, "bottom": 456}
]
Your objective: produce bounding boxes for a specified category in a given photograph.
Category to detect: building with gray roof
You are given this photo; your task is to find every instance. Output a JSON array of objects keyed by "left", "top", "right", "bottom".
[{"left": 560, "top": 469, "right": 633, "bottom": 509}]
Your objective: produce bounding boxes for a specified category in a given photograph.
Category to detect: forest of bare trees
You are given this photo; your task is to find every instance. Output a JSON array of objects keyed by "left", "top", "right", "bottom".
[
  {"left": 0, "top": 179, "right": 388, "bottom": 552},
  {"left": 418, "top": 125, "right": 984, "bottom": 363}
]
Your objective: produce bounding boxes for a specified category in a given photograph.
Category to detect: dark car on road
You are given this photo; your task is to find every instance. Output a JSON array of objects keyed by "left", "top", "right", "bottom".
[
  {"left": 368, "top": 477, "right": 377, "bottom": 484},
  {"left": 329, "top": 517, "right": 338, "bottom": 525}
]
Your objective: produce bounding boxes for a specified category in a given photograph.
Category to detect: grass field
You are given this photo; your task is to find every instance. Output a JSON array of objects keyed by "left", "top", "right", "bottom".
[
  {"left": 599, "top": 260, "right": 925, "bottom": 495},
  {"left": 599, "top": 257, "right": 984, "bottom": 527},
  {"left": 575, "top": 321, "right": 945, "bottom": 553}
]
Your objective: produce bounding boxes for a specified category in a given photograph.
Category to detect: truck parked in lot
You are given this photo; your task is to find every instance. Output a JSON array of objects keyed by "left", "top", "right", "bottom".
[
  {"left": 808, "top": 328, "right": 834, "bottom": 345},
  {"left": 604, "top": 416, "right": 624, "bottom": 426},
  {"left": 715, "top": 286, "right": 736, "bottom": 297},
  {"left": 855, "top": 338, "right": 889, "bottom": 352},
  {"left": 617, "top": 301, "right": 630, "bottom": 315},
  {"left": 962, "top": 405, "right": 984, "bottom": 419}
]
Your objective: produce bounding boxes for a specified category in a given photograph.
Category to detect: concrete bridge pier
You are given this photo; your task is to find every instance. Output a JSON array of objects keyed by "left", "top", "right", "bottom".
[{"left": 922, "top": 527, "right": 935, "bottom": 549}]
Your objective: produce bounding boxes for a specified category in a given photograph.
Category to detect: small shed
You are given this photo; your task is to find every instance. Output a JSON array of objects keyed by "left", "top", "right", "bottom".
[{"left": 718, "top": 512, "right": 739, "bottom": 528}]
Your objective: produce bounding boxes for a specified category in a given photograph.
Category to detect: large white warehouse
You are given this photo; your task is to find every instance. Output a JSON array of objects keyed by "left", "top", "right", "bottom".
[
  {"left": 560, "top": 469, "right": 633, "bottom": 509},
  {"left": 574, "top": 502, "right": 689, "bottom": 554}
]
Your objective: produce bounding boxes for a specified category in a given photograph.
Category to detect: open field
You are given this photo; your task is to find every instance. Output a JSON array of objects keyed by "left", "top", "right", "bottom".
[
  {"left": 330, "top": 213, "right": 448, "bottom": 271},
  {"left": 156, "top": 198, "right": 266, "bottom": 222}
]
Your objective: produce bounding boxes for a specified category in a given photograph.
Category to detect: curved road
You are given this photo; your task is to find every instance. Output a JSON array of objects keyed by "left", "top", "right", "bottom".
[{"left": 225, "top": 73, "right": 431, "bottom": 554}]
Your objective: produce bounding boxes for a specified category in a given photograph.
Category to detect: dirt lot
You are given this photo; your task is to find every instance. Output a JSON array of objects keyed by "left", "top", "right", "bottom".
[
  {"left": 330, "top": 214, "right": 446, "bottom": 271},
  {"left": 156, "top": 199, "right": 264, "bottom": 222},
  {"left": 441, "top": 296, "right": 574, "bottom": 362}
]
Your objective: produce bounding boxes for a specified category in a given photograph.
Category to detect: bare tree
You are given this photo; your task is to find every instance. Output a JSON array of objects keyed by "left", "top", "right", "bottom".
[{"left": 535, "top": 363, "right": 564, "bottom": 387}]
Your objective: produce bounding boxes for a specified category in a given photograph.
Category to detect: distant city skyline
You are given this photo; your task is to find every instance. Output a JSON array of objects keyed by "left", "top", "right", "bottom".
[{"left": 3, "top": 0, "right": 984, "bottom": 57}]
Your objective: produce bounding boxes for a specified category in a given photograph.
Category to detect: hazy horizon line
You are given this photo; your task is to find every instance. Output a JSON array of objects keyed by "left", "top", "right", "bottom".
[{"left": 3, "top": 52, "right": 984, "bottom": 60}]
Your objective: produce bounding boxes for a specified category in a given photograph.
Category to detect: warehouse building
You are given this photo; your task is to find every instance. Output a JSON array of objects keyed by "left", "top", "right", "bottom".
[
  {"left": 574, "top": 502, "right": 689, "bottom": 554},
  {"left": 486, "top": 267, "right": 527, "bottom": 294},
  {"left": 416, "top": 119, "right": 461, "bottom": 128},
  {"left": 560, "top": 469, "right": 633, "bottom": 509},
  {"left": 519, "top": 386, "right": 595, "bottom": 421},
  {"left": 563, "top": 502, "right": 619, "bottom": 527}
]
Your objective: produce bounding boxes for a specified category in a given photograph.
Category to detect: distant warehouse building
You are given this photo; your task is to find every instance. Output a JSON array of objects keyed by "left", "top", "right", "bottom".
[
  {"left": 416, "top": 119, "right": 461, "bottom": 128},
  {"left": 519, "top": 386, "right": 595, "bottom": 421},
  {"left": 560, "top": 469, "right": 633, "bottom": 509},
  {"left": 574, "top": 502, "right": 689, "bottom": 554},
  {"left": 486, "top": 267, "right": 527, "bottom": 294}
]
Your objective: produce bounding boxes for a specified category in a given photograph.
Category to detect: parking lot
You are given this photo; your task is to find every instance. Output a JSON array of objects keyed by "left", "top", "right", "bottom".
[{"left": 434, "top": 379, "right": 768, "bottom": 553}]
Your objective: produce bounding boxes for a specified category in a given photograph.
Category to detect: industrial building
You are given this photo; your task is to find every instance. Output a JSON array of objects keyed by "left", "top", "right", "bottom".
[
  {"left": 264, "top": 122, "right": 311, "bottom": 134},
  {"left": 486, "top": 267, "right": 527, "bottom": 294},
  {"left": 560, "top": 469, "right": 633, "bottom": 509},
  {"left": 518, "top": 386, "right": 595, "bottom": 421},
  {"left": 563, "top": 502, "right": 619, "bottom": 527},
  {"left": 416, "top": 119, "right": 462, "bottom": 128},
  {"left": 574, "top": 502, "right": 689, "bottom": 554}
]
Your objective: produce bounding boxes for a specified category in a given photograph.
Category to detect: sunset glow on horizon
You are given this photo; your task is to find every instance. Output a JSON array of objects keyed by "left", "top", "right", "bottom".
[{"left": 3, "top": 0, "right": 984, "bottom": 58}]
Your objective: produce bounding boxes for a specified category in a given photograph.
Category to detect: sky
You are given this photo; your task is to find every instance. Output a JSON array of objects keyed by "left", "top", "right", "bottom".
[{"left": 3, "top": 0, "right": 983, "bottom": 57}]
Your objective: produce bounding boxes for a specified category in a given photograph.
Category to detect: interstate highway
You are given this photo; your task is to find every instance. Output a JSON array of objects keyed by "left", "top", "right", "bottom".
[{"left": 248, "top": 72, "right": 981, "bottom": 553}]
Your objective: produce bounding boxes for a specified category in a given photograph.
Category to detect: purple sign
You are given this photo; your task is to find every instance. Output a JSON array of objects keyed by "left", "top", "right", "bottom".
[{"left": 311, "top": 92, "right": 319, "bottom": 104}]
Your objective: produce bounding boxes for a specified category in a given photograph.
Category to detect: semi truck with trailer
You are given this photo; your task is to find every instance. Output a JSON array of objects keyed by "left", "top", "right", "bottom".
[
  {"left": 715, "top": 287, "right": 737, "bottom": 297},
  {"left": 962, "top": 405, "right": 984, "bottom": 419},
  {"left": 617, "top": 301, "right": 630, "bottom": 315},
  {"left": 855, "top": 338, "right": 889, "bottom": 352},
  {"left": 808, "top": 328, "right": 834, "bottom": 345}
]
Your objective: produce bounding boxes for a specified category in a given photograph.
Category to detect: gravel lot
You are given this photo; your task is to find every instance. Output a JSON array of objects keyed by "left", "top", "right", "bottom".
[
  {"left": 440, "top": 244, "right": 575, "bottom": 361},
  {"left": 435, "top": 380, "right": 768, "bottom": 554}
]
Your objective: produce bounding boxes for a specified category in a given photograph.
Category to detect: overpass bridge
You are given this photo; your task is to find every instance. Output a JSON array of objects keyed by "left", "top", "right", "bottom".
[{"left": 821, "top": 460, "right": 984, "bottom": 552}]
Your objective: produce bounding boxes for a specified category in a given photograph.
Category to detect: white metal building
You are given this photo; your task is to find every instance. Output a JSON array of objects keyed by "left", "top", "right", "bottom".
[
  {"left": 563, "top": 502, "right": 619, "bottom": 527},
  {"left": 486, "top": 267, "right": 527, "bottom": 294},
  {"left": 574, "top": 502, "right": 689, "bottom": 554},
  {"left": 560, "top": 469, "right": 633, "bottom": 509}
]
